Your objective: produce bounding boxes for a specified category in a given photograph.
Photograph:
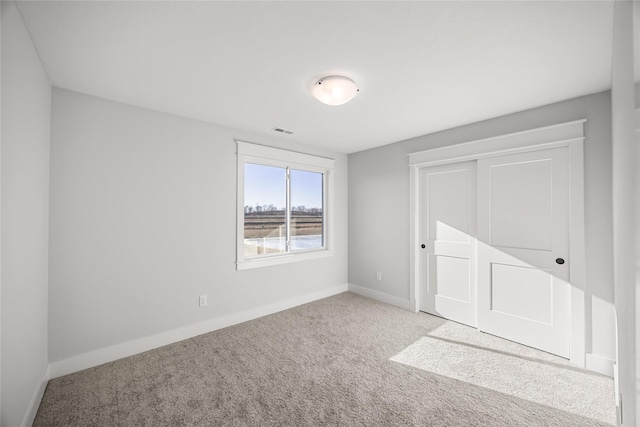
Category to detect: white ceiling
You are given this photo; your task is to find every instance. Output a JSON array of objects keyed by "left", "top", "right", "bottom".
[{"left": 15, "top": 1, "right": 614, "bottom": 154}]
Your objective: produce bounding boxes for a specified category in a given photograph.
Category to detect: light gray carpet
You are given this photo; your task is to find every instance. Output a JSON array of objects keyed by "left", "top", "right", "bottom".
[
  {"left": 34, "top": 292, "right": 615, "bottom": 426},
  {"left": 391, "top": 326, "right": 615, "bottom": 425}
]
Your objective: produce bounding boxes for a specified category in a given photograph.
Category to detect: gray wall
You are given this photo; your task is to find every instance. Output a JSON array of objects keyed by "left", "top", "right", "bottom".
[
  {"left": 1, "top": 2, "right": 51, "bottom": 425},
  {"left": 349, "top": 91, "right": 615, "bottom": 363},
  {"left": 611, "top": 0, "right": 637, "bottom": 424},
  {"left": 48, "top": 88, "right": 348, "bottom": 362}
]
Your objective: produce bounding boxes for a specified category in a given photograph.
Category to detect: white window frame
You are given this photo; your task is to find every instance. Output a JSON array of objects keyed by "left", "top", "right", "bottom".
[{"left": 236, "top": 141, "right": 335, "bottom": 270}]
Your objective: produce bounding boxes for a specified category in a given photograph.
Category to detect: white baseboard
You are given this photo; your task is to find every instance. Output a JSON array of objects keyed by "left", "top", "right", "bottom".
[
  {"left": 586, "top": 352, "right": 615, "bottom": 377},
  {"left": 22, "top": 364, "right": 50, "bottom": 427},
  {"left": 348, "top": 283, "right": 413, "bottom": 311},
  {"left": 49, "top": 284, "right": 348, "bottom": 379}
]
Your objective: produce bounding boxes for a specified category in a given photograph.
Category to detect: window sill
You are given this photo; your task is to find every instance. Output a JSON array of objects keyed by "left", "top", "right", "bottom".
[{"left": 236, "top": 249, "right": 334, "bottom": 271}]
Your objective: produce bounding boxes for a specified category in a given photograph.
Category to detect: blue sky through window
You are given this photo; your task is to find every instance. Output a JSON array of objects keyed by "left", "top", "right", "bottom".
[
  {"left": 245, "top": 163, "right": 322, "bottom": 210},
  {"left": 291, "top": 169, "right": 323, "bottom": 211}
]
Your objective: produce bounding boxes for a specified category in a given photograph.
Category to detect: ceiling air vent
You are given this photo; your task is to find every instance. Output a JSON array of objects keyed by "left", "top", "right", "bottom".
[{"left": 272, "top": 127, "right": 294, "bottom": 135}]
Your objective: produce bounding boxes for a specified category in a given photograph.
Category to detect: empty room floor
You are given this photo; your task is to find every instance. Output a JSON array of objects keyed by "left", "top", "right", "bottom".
[{"left": 34, "top": 292, "right": 615, "bottom": 426}]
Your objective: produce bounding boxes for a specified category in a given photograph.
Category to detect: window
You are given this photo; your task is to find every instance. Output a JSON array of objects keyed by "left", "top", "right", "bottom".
[{"left": 236, "top": 141, "right": 334, "bottom": 270}]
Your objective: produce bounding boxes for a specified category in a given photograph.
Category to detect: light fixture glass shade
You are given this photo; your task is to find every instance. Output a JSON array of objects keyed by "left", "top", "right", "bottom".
[{"left": 312, "top": 76, "right": 359, "bottom": 106}]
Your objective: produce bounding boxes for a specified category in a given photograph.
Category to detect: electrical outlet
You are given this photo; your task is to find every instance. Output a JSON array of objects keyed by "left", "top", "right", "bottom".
[
  {"left": 199, "top": 295, "right": 207, "bottom": 307},
  {"left": 376, "top": 272, "right": 382, "bottom": 281}
]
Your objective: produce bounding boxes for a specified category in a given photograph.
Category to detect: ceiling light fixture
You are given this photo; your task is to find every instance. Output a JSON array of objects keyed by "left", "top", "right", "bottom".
[{"left": 311, "top": 76, "right": 359, "bottom": 106}]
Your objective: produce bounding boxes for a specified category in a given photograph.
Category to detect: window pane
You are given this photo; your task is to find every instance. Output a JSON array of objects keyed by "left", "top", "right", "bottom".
[
  {"left": 290, "top": 169, "right": 323, "bottom": 251},
  {"left": 244, "top": 163, "right": 286, "bottom": 257}
]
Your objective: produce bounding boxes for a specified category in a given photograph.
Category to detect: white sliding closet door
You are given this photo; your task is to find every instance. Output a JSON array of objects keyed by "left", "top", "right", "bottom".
[
  {"left": 419, "top": 161, "right": 477, "bottom": 327},
  {"left": 477, "top": 147, "right": 570, "bottom": 358}
]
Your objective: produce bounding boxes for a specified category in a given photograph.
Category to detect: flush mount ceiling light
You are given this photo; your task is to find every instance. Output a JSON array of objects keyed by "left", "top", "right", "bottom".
[{"left": 311, "top": 76, "right": 359, "bottom": 106}]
